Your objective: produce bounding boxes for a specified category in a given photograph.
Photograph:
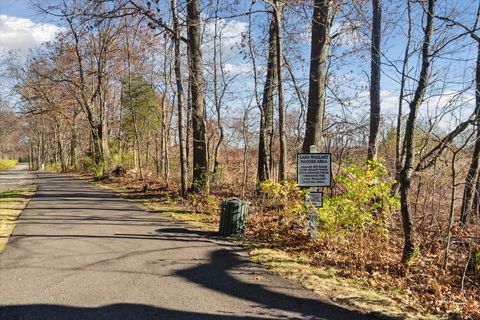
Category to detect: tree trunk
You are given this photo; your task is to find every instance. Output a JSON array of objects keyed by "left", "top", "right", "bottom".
[
  {"left": 159, "top": 97, "right": 165, "bottom": 178},
  {"left": 472, "top": 171, "right": 480, "bottom": 218},
  {"left": 394, "top": 0, "right": 412, "bottom": 194},
  {"left": 444, "top": 136, "right": 472, "bottom": 269},
  {"left": 69, "top": 114, "right": 77, "bottom": 170},
  {"left": 172, "top": 0, "right": 188, "bottom": 197},
  {"left": 302, "top": 0, "right": 333, "bottom": 152},
  {"left": 367, "top": 0, "right": 382, "bottom": 161},
  {"left": 212, "top": 0, "right": 225, "bottom": 179},
  {"left": 274, "top": 1, "right": 287, "bottom": 181},
  {"left": 29, "top": 142, "right": 33, "bottom": 171},
  {"left": 242, "top": 108, "right": 250, "bottom": 198},
  {"left": 460, "top": 43, "right": 480, "bottom": 225},
  {"left": 257, "top": 15, "right": 277, "bottom": 184},
  {"left": 399, "top": 0, "right": 436, "bottom": 264},
  {"left": 187, "top": 0, "right": 208, "bottom": 191}
]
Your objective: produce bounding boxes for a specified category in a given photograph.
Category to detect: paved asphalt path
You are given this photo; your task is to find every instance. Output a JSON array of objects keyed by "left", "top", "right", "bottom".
[
  {"left": 0, "top": 163, "right": 35, "bottom": 193},
  {"left": 0, "top": 168, "right": 385, "bottom": 320}
]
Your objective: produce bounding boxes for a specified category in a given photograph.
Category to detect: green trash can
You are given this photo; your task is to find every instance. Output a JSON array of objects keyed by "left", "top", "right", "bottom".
[{"left": 219, "top": 199, "right": 248, "bottom": 237}]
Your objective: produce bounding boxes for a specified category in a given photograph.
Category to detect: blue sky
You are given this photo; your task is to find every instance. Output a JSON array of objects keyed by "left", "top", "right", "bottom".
[
  {"left": 0, "top": 0, "right": 37, "bottom": 19},
  {"left": 0, "top": 0, "right": 61, "bottom": 52},
  {"left": 1, "top": 0, "right": 478, "bottom": 133}
]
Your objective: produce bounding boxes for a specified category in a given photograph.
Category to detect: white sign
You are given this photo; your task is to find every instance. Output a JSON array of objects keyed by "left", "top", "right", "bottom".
[
  {"left": 297, "top": 153, "right": 331, "bottom": 187},
  {"left": 305, "top": 192, "right": 323, "bottom": 208}
]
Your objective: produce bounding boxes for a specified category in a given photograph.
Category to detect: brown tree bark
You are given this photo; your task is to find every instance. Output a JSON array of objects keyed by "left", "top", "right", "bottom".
[
  {"left": 399, "top": 0, "right": 436, "bottom": 264},
  {"left": 394, "top": 0, "right": 412, "bottom": 194},
  {"left": 257, "top": 15, "right": 277, "bottom": 183},
  {"left": 212, "top": 0, "right": 225, "bottom": 179},
  {"left": 460, "top": 43, "right": 480, "bottom": 225},
  {"left": 274, "top": 0, "right": 287, "bottom": 181},
  {"left": 367, "top": 0, "right": 381, "bottom": 161},
  {"left": 172, "top": 0, "right": 188, "bottom": 197},
  {"left": 302, "top": 0, "right": 333, "bottom": 152},
  {"left": 187, "top": 0, "right": 208, "bottom": 191}
]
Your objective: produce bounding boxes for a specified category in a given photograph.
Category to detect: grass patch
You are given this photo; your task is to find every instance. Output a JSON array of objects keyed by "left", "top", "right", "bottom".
[
  {"left": 146, "top": 202, "right": 218, "bottom": 232},
  {"left": 0, "top": 187, "right": 35, "bottom": 253},
  {"left": 247, "top": 247, "right": 441, "bottom": 320}
]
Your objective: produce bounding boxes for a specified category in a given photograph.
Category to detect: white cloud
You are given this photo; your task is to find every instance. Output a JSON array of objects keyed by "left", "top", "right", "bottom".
[
  {"left": 203, "top": 18, "right": 247, "bottom": 48},
  {"left": 202, "top": 18, "right": 251, "bottom": 79},
  {"left": 223, "top": 63, "right": 252, "bottom": 76},
  {"left": 380, "top": 90, "right": 400, "bottom": 115},
  {"left": 202, "top": 18, "right": 247, "bottom": 61},
  {"left": 0, "top": 15, "right": 61, "bottom": 52}
]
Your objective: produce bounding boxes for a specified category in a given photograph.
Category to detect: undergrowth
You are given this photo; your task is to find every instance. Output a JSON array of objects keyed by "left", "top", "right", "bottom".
[
  {"left": 92, "top": 159, "right": 479, "bottom": 319},
  {"left": 0, "top": 159, "right": 17, "bottom": 171}
]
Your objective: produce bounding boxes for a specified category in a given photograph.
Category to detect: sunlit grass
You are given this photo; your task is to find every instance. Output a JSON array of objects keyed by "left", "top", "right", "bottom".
[
  {"left": 247, "top": 247, "right": 441, "bottom": 320},
  {"left": 0, "top": 188, "right": 35, "bottom": 253}
]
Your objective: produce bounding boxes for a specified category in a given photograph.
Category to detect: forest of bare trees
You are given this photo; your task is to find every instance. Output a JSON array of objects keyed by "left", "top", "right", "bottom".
[{"left": 1, "top": 0, "right": 480, "bottom": 317}]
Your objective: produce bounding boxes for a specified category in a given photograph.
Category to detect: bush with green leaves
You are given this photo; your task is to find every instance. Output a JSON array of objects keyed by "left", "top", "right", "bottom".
[
  {"left": 477, "top": 251, "right": 480, "bottom": 271},
  {"left": 0, "top": 159, "right": 17, "bottom": 171},
  {"left": 45, "top": 161, "right": 62, "bottom": 173},
  {"left": 259, "top": 180, "right": 309, "bottom": 240},
  {"left": 255, "top": 160, "right": 398, "bottom": 241},
  {"left": 319, "top": 159, "right": 399, "bottom": 235},
  {"left": 80, "top": 156, "right": 105, "bottom": 178}
]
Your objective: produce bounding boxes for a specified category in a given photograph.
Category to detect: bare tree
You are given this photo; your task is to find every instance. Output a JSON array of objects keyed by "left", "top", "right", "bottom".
[
  {"left": 187, "top": 0, "right": 209, "bottom": 191},
  {"left": 367, "top": 0, "right": 381, "bottom": 161},
  {"left": 171, "top": 0, "right": 188, "bottom": 197},
  {"left": 436, "top": 4, "right": 480, "bottom": 225},
  {"left": 394, "top": 0, "right": 412, "bottom": 194},
  {"left": 399, "top": 0, "right": 436, "bottom": 264},
  {"left": 274, "top": 0, "right": 287, "bottom": 181},
  {"left": 257, "top": 13, "right": 277, "bottom": 184}
]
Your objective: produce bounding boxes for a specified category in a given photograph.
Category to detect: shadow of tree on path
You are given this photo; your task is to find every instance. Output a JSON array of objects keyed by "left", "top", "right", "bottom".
[{"left": 0, "top": 304, "right": 284, "bottom": 320}]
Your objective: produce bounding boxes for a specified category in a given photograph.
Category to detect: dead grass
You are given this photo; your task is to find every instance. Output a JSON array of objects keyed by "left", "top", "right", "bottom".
[
  {"left": 0, "top": 187, "right": 35, "bottom": 253},
  {"left": 247, "top": 247, "right": 442, "bottom": 320}
]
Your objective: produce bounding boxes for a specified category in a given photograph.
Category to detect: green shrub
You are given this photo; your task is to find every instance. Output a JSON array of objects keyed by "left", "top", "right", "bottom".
[
  {"left": 477, "top": 251, "right": 480, "bottom": 271},
  {"left": 80, "top": 156, "right": 105, "bottom": 178},
  {"left": 191, "top": 194, "right": 221, "bottom": 216},
  {"left": 255, "top": 160, "right": 398, "bottom": 241},
  {"left": 320, "top": 159, "right": 399, "bottom": 234},
  {"left": 45, "top": 161, "right": 62, "bottom": 173},
  {"left": 259, "top": 180, "right": 309, "bottom": 240},
  {"left": 0, "top": 159, "right": 17, "bottom": 171}
]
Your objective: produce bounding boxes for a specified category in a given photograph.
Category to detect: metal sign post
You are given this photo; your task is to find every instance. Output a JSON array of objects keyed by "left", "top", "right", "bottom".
[
  {"left": 297, "top": 153, "right": 331, "bottom": 188},
  {"left": 297, "top": 145, "right": 331, "bottom": 241},
  {"left": 307, "top": 211, "right": 319, "bottom": 240}
]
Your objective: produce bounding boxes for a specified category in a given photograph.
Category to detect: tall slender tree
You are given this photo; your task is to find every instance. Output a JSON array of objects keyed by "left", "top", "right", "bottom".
[
  {"left": 187, "top": 0, "right": 208, "bottom": 191},
  {"left": 367, "top": 0, "right": 382, "bottom": 161},
  {"left": 274, "top": 0, "right": 287, "bottom": 181},
  {"left": 399, "top": 0, "right": 436, "bottom": 264},
  {"left": 257, "top": 14, "right": 277, "bottom": 184},
  {"left": 171, "top": 0, "right": 188, "bottom": 197}
]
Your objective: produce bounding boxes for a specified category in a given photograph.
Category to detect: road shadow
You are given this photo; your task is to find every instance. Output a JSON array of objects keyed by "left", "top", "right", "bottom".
[
  {"left": 175, "top": 247, "right": 400, "bottom": 320},
  {"left": 0, "top": 304, "right": 280, "bottom": 320}
]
